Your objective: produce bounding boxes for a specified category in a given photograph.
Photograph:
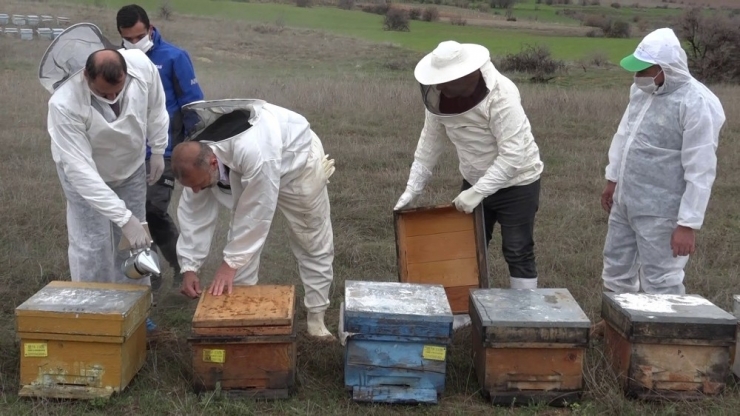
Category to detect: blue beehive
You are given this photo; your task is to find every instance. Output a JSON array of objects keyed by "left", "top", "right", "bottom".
[{"left": 342, "top": 280, "right": 454, "bottom": 404}]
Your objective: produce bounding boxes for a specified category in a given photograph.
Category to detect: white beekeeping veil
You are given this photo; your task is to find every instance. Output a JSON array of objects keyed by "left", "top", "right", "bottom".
[{"left": 38, "top": 23, "right": 115, "bottom": 94}]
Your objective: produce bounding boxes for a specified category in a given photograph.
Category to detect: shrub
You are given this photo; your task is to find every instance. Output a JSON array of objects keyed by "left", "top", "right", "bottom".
[
  {"left": 409, "top": 8, "right": 422, "bottom": 20},
  {"left": 450, "top": 15, "right": 467, "bottom": 25},
  {"left": 604, "top": 19, "right": 630, "bottom": 38},
  {"left": 422, "top": 6, "right": 440, "bottom": 21},
  {"left": 338, "top": 0, "right": 354, "bottom": 10},
  {"left": 677, "top": 7, "right": 740, "bottom": 83},
  {"left": 383, "top": 7, "right": 410, "bottom": 31},
  {"left": 159, "top": 0, "right": 174, "bottom": 20},
  {"left": 582, "top": 14, "right": 609, "bottom": 28},
  {"left": 498, "top": 44, "right": 564, "bottom": 80},
  {"left": 581, "top": 14, "right": 631, "bottom": 38},
  {"left": 453, "top": 0, "right": 470, "bottom": 9},
  {"left": 586, "top": 28, "right": 604, "bottom": 37},
  {"left": 296, "top": 0, "right": 312, "bottom": 7},
  {"left": 490, "top": 0, "right": 517, "bottom": 8},
  {"left": 610, "top": 2, "right": 621, "bottom": 8},
  {"left": 362, "top": 3, "right": 389, "bottom": 15},
  {"left": 588, "top": 51, "right": 610, "bottom": 66}
]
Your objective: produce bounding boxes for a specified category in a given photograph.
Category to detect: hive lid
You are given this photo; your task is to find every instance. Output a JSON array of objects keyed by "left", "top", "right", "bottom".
[
  {"left": 344, "top": 280, "right": 453, "bottom": 320},
  {"left": 471, "top": 288, "right": 591, "bottom": 328},
  {"left": 15, "top": 281, "right": 151, "bottom": 338},
  {"left": 192, "top": 285, "right": 295, "bottom": 329},
  {"left": 602, "top": 292, "right": 737, "bottom": 342}
]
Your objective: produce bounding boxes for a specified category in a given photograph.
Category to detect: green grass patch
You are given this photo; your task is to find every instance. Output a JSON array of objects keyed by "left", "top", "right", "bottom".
[{"left": 72, "top": 0, "right": 637, "bottom": 61}]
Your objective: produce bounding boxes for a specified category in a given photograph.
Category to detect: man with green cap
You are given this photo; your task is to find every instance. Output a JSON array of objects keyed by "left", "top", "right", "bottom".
[{"left": 594, "top": 27, "right": 726, "bottom": 336}]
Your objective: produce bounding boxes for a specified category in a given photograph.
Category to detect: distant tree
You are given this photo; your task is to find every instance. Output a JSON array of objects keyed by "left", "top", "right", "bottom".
[{"left": 677, "top": 7, "right": 740, "bottom": 83}]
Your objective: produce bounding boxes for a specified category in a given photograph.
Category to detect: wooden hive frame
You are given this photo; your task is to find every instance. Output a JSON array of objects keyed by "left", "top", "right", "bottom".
[{"left": 394, "top": 204, "right": 489, "bottom": 315}]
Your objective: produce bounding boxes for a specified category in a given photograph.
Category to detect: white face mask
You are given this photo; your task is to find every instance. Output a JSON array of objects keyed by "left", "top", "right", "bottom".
[
  {"left": 122, "top": 33, "right": 153, "bottom": 53},
  {"left": 90, "top": 77, "right": 127, "bottom": 105},
  {"left": 92, "top": 91, "right": 123, "bottom": 105},
  {"left": 634, "top": 70, "right": 663, "bottom": 94}
]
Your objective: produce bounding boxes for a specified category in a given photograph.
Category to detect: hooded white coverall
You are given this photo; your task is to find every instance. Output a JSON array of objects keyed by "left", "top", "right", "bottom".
[
  {"left": 602, "top": 29, "right": 726, "bottom": 294},
  {"left": 47, "top": 48, "right": 169, "bottom": 285},
  {"left": 176, "top": 100, "right": 334, "bottom": 313}
]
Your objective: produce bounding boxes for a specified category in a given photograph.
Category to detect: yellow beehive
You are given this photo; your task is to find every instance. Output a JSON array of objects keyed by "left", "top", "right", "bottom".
[{"left": 15, "top": 281, "right": 151, "bottom": 399}]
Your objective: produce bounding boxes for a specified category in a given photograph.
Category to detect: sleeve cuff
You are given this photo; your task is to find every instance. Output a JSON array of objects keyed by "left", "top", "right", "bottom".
[
  {"left": 676, "top": 220, "right": 701, "bottom": 230},
  {"left": 113, "top": 209, "right": 133, "bottom": 228},
  {"left": 223, "top": 257, "right": 242, "bottom": 270},
  {"left": 180, "top": 264, "right": 200, "bottom": 273}
]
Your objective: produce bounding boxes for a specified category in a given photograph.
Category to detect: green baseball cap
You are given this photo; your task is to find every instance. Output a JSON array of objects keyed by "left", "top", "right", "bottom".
[{"left": 620, "top": 53, "right": 654, "bottom": 72}]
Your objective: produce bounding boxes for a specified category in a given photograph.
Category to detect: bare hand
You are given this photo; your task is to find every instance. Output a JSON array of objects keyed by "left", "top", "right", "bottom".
[
  {"left": 208, "top": 261, "right": 237, "bottom": 296},
  {"left": 180, "top": 271, "right": 202, "bottom": 299},
  {"left": 671, "top": 226, "right": 695, "bottom": 257},
  {"left": 601, "top": 181, "right": 617, "bottom": 213}
]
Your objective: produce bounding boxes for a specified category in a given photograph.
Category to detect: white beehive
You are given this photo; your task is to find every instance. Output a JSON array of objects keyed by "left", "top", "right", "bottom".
[
  {"left": 37, "top": 28, "right": 52, "bottom": 40},
  {"left": 20, "top": 28, "right": 33, "bottom": 40}
]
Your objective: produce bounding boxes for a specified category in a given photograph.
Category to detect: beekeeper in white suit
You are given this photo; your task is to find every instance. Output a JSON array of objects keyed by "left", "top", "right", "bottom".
[
  {"left": 395, "top": 41, "right": 544, "bottom": 292},
  {"left": 172, "top": 99, "right": 336, "bottom": 339},
  {"left": 599, "top": 27, "right": 726, "bottom": 297},
  {"left": 46, "top": 38, "right": 168, "bottom": 289}
]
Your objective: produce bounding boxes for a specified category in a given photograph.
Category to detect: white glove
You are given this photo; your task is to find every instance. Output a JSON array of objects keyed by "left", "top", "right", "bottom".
[
  {"left": 452, "top": 188, "right": 486, "bottom": 214},
  {"left": 148, "top": 154, "right": 165, "bottom": 186},
  {"left": 121, "top": 216, "right": 151, "bottom": 250},
  {"left": 322, "top": 155, "right": 335, "bottom": 183},
  {"left": 394, "top": 187, "right": 421, "bottom": 211}
]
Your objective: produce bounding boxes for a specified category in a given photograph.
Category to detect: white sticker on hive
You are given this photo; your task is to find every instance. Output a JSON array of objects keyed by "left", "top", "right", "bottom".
[{"left": 613, "top": 293, "right": 713, "bottom": 313}]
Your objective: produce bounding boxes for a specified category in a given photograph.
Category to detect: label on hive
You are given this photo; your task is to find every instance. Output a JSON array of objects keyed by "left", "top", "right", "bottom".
[
  {"left": 422, "top": 345, "right": 446, "bottom": 361},
  {"left": 202, "top": 349, "right": 226, "bottom": 363},
  {"left": 24, "top": 343, "right": 48, "bottom": 357}
]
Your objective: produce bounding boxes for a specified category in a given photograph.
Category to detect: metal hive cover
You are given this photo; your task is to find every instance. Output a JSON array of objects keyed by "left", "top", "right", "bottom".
[
  {"left": 604, "top": 292, "right": 736, "bottom": 324},
  {"left": 16, "top": 284, "right": 145, "bottom": 315},
  {"left": 344, "top": 280, "right": 453, "bottom": 319},
  {"left": 471, "top": 288, "right": 591, "bottom": 328}
]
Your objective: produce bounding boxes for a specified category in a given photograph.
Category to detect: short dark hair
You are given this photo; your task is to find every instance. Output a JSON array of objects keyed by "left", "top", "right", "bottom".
[
  {"left": 116, "top": 4, "right": 150, "bottom": 32},
  {"left": 85, "top": 49, "right": 127, "bottom": 85}
]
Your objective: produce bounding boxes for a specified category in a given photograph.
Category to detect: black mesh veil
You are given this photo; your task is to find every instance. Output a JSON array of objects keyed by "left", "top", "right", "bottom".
[{"left": 38, "top": 23, "right": 115, "bottom": 94}]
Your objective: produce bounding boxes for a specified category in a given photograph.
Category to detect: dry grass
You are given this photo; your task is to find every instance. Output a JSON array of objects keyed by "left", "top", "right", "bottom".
[{"left": 2, "top": 1, "right": 740, "bottom": 415}]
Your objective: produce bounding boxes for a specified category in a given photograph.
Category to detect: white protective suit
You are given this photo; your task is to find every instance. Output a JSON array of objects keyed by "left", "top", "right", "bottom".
[
  {"left": 176, "top": 99, "right": 334, "bottom": 313},
  {"left": 47, "top": 48, "right": 169, "bottom": 284},
  {"left": 602, "top": 28, "right": 726, "bottom": 294},
  {"left": 403, "top": 60, "right": 543, "bottom": 206}
]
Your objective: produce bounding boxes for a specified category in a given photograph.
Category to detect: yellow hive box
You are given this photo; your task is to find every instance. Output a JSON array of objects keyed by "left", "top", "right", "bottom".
[{"left": 15, "top": 281, "right": 151, "bottom": 400}]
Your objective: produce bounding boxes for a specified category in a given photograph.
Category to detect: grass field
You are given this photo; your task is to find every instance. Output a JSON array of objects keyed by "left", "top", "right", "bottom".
[
  {"left": 64, "top": 0, "right": 646, "bottom": 62},
  {"left": 2, "top": 0, "right": 740, "bottom": 415}
]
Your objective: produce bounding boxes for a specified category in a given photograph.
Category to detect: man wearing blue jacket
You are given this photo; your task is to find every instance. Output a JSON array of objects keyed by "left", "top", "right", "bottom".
[{"left": 117, "top": 4, "right": 204, "bottom": 292}]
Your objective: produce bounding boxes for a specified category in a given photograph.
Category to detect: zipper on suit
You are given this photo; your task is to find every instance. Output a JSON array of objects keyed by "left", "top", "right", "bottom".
[{"left": 617, "top": 94, "right": 654, "bottom": 203}]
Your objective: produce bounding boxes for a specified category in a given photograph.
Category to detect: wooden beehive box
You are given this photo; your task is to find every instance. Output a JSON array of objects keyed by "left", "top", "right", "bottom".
[
  {"left": 15, "top": 281, "right": 151, "bottom": 400},
  {"left": 394, "top": 204, "right": 489, "bottom": 315},
  {"left": 470, "top": 288, "right": 590, "bottom": 406},
  {"left": 602, "top": 292, "right": 737, "bottom": 400},
  {"left": 342, "top": 280, "right": 454, "bottom": 404},
  {"left": 187, "top": 284, "right": 297, "bottom": 399}
]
